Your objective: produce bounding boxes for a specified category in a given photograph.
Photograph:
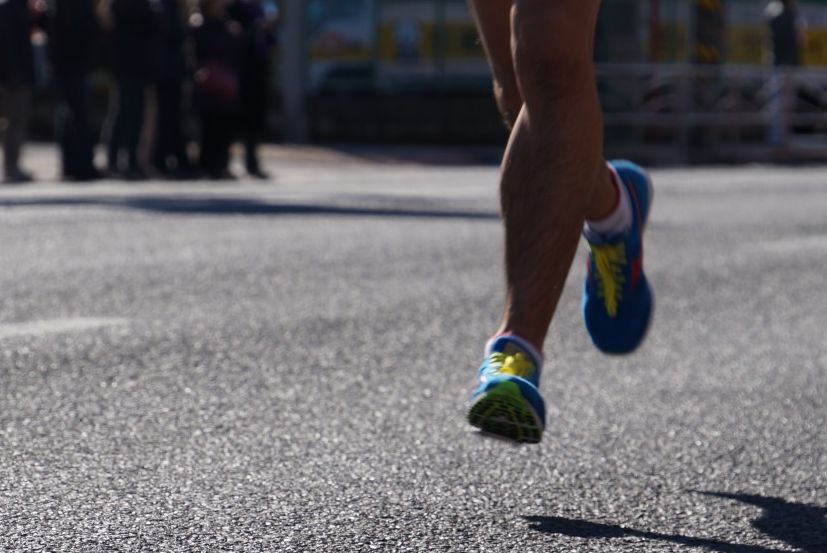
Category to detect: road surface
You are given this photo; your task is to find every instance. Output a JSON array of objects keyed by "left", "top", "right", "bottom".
[{"left": 0, "top": 146, "right": 825, "bottom": 551}]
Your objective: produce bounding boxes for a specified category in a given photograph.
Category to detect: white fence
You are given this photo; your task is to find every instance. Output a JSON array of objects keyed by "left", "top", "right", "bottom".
[{"left": 597, "top": 63, "right": 827, "bottom": 163}]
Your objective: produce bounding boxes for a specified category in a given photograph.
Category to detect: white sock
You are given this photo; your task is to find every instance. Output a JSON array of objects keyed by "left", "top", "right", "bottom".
[{"left": 584, "top": 166, "right": 632, "bottom": 241}]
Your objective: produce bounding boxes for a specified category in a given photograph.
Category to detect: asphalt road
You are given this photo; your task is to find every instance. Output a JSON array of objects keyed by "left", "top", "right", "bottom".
[{"left": 1, "top": 147, "right": 825, "bottom": 552}]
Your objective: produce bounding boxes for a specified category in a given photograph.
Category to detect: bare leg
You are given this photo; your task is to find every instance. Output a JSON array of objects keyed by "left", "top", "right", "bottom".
[
  {"left": 469, "top": 0, "right": 616, "bottom": 351},
  {"left": 466, "top": 0, "right": 521, "bottom": 130}
]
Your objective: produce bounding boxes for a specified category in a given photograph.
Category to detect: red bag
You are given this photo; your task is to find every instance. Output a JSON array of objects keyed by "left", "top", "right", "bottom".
[{"left": 194, "top": 61, "right": 239, "bottom": 105}]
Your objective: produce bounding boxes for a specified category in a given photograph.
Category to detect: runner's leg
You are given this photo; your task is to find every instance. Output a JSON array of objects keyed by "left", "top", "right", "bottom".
[
  {"left": 466, "top": 0, "right": 521, "bottom": 130},
  {"left": 467, "top": 0, "right": 654, "bottom": 442},
  {"left": 469, "top": 0, "right": 617, "bottom": 350}
]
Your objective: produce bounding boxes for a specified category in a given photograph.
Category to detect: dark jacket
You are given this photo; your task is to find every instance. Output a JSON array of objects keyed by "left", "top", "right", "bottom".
[
  {"left": 193, "top": 16, "right": 238, "bottom": 68},
  {"left": 192, "top": 16, "right": 240, "bottom": 110},
  {"left": 0, "top": 0, "right": 36, "bottom": 85},
  {"left": 48, "top": 0, "right": 102, "bottom": 76},
  {"left": 110, "top": 0, "right": 162, "bottom": 80},
  {"left": 769, "top": 4, "right": 802, "bottom": 66},
  {"left": 228, "top": 0, "right": 275, "bottom": 71},
  {"left": 157, "top": 0, "right": 187, "bottom": 81}
]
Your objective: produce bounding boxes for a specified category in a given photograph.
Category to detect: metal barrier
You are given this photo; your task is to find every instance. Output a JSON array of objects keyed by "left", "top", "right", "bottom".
[{"left": 596, "top": 63, "right": 827, "bottom": 163}]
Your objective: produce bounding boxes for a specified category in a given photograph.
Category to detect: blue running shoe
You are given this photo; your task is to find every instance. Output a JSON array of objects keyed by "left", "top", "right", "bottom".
[
  {"left": 467, "top": 336, "right": 546, "bottom": 444},
  {"left": 582, "top": 160, "right": 654, "bottom": 355}
]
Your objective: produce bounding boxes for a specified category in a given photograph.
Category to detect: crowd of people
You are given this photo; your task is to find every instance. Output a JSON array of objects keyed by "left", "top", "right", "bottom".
[{"left": 0, "top": 0, "right": 277, "bottom": 183}]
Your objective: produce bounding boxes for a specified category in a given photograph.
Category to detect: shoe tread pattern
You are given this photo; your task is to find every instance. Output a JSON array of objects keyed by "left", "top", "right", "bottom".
[{"left": 467, "top": 381, "right": 543, "bottom": 444}]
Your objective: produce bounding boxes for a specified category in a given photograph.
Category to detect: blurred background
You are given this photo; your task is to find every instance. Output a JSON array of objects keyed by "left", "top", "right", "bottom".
[
  {"left": 3, "top": 0, "right": 827, "bottom": 183},
  {"left": 280, "top": 0, "right": 827, "bottom": 162}
]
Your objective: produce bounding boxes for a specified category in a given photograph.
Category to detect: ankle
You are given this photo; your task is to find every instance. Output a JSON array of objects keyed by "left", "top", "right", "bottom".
[{"left": 584, "top": 164, "right": 632, "bottom": 240}]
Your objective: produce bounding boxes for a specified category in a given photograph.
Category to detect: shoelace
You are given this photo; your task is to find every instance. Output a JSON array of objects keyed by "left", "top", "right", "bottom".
[
  {"left": 590, "top": 242, "right": 627, "bottom": 317},
  {"left": 485, "top": 352, "right": 536, "bottom": 379}
]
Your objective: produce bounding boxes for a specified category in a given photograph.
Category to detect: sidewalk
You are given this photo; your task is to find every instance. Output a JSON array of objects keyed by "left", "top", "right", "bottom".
[
  {"left": 8, "top": 143, "right": 503, "bottom": 183},
  {"left": 0, "top": 143, "right": 505, "bottom": 210}
]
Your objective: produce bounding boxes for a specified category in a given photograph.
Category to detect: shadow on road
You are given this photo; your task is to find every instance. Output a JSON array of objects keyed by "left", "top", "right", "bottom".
[
  {"left": 697, "top": 492, "right": 827, "bottom": 553},
  {"left": 525, "top": 492, "right": 827, "bottom": 553},
  {"left": 0, "top": 196, "right": 499, "bottom": 220}
]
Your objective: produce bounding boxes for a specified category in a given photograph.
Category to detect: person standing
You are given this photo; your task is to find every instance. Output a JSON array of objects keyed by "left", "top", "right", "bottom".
[
  {"left": 464, "top": 0, "right": 655, "bottom": 444},
  {"left": 767, "top": 0, "right": 804, "bottom": 67},
  {"left": 228, "top": 0, "right": 276, "bottom": 179},
  {"left": 192, "top": 0, "right": 240, "bottom": 179},
  {"left": 765, "top": 0, "right": 805, "bottom": 145},
  {"left": 48, "top": 0, "right": 103, "bottom": 181},
  {"left": 103, "top": 0, "right": 161, "bottom": 179},
  {"left": 152, "top": 0, "right": 194, "bottom": 178},
  {"left": 0, "top": 0, "right": 36, "bottom": 183}
]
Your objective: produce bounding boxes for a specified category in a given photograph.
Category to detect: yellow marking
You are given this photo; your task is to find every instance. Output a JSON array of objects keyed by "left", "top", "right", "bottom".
[
  {"left": 590, "top": 242, "right": 627, "bottom": 317},
  {"left": 489, "top": 352, "right": 535, "bottom": 379}
]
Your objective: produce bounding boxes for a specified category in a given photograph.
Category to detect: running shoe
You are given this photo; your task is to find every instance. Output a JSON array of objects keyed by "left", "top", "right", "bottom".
[
  {"left": 467, "top": 336, "right": 546, "bottom": 444},
  {"left": 582, "top": 160, "right": 654, "bottom": 354}
]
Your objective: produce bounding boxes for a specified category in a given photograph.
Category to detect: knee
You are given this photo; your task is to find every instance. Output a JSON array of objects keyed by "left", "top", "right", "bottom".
[{"left": 512, "top": 0, "right": 597, "bottom": 96}]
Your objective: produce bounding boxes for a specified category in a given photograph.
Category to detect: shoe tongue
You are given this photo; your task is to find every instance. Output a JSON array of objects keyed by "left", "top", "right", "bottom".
[
  {"left": 584, "top": 226, "right": 626, "bottom": 246},
  {"left": 485, "top": 335, "right": 542, "bottom": 368}
]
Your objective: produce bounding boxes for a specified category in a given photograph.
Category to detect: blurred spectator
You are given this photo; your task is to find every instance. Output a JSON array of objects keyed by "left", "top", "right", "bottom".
[
  {"left": 102, "top": 0, "right": 161, "bottom": 179},
  {"left": 47, "top": 0, "right": 103, "bottom": 181},
  {"left": 0, "top": 0, "right": 36, "bottom": 183},
  {"left": 152, "top": 0, "right": 195, "bottom": 178},
  {"left": 228, "top": 0, "right": 276, "bottom": 179},
  {"left": 767, "top": 0, "right": 804, "bottom": 67},
  {"left": 765, "top": 0, "right": 805, "bottom": 146},
  {"left": 192, "top": 0, "right": 240, "bottom": 179}
]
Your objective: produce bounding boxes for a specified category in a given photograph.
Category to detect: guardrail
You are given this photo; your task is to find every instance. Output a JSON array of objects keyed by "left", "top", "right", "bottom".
[{"left": 596, "top": 63, "right": 827, "bottom": 163}]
